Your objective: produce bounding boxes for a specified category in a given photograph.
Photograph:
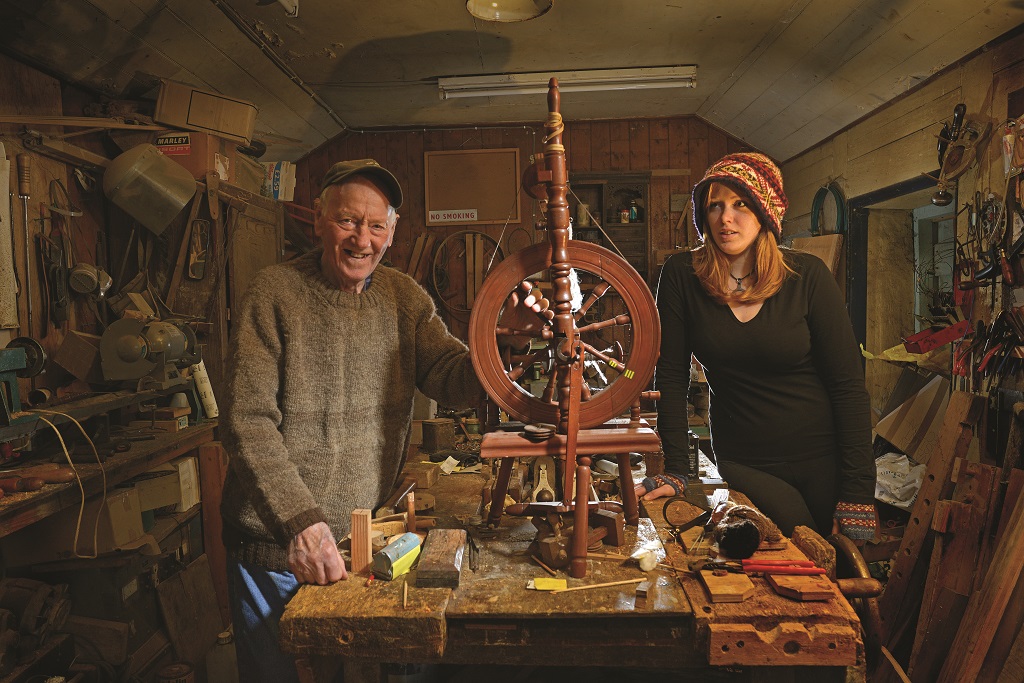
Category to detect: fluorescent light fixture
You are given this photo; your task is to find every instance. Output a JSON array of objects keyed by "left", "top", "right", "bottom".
[
  {"left": 438, "top": 66, "right": 697, "bottom": 100},
  {"left": 467, "top": 0, "right": 552, "bottom": 22}
]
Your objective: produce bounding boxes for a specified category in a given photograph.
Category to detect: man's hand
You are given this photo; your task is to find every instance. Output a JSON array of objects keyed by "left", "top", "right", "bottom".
[
  {"left": 287, "top": 521, "right": 348, "bottom": 585},
  {"left": 497, "top": 281, "right": 553, "bottom": 352}
]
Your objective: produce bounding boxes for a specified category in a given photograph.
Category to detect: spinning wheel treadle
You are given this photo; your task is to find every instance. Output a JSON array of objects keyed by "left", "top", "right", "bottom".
[{"left": 469, "top": 241, "right": 658, "bottom": 429}]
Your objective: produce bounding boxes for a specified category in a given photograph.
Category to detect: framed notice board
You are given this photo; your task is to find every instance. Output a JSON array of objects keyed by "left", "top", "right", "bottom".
[{"left": 424, "top": 148, "right": 521, "bottom": 226}]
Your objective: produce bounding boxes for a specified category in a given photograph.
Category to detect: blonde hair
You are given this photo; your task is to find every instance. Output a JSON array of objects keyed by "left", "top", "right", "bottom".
[{"left": 692, "top": 230, "right": 795, "bottom": 305}]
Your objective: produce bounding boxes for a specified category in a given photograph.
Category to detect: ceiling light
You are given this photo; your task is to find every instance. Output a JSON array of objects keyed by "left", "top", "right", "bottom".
[
  {"left": 438, "top": 66, "right": 697, "bottom": 100},
  {"left": 467, "top": 0, "right": 552, "bottom": 22}
]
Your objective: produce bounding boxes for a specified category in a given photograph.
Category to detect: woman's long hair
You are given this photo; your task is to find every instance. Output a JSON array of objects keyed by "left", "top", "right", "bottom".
[{"left": 692, "top": 229, "right": 795, "bottom": 305}]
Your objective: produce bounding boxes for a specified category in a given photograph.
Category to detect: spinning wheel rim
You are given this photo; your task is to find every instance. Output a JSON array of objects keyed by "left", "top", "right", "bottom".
[{"left": 469, "top": 240, "right": 660, "bottom": 429}]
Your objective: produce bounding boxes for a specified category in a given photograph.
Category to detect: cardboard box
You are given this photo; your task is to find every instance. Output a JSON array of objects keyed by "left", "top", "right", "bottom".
[
  {"left": 156, "top": 456, "right": 201, "bottom": 513},
  {"left": 145, "top": 456, "right": 200, "bottom": 513},
  {"left": 234, "top": 152, "right": 266, "bottom": 194},
  {"left": 874, "top": 375, "right": 950, "bottom": 465},
  {"left": 262, "top": 160, "right": 296, "bottom": 201},
  {"left": 155, "top": 132, "right": 233, "bottom": 182},
  {"left": 154, "top": 80, "right": 257, "bottom": 144},
  {"left": 0, "top": 487, "right": 145, "bottom": 566},
  {"left": 131, "top": 468, "right": 181, "bottom": 512}
]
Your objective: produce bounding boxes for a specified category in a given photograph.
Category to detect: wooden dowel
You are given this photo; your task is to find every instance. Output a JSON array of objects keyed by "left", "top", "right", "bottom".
[
  {"left": 550, "top": 578, "right": 645, "bottom": 594},
  {"left": 403, "top": 578, "right": 409, "bottom": 610},
  {"left": 531, "top": 555, "right": 557, "bottom": 576}
]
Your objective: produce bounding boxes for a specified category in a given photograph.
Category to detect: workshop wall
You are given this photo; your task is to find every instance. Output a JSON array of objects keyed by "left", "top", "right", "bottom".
[
  {"left": 0, "top": 52, "right": 103, "bottom": 401},
  {"left": 782, "top": 30, "right": 1024, "bottom": 415},
  {"left": 292, "top": 118, "right": 750, "bottom": 339}
]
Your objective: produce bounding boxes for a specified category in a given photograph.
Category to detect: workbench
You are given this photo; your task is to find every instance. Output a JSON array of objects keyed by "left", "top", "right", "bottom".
[{"left": 280, "top": 464, "right": 866, "bottom": 682}]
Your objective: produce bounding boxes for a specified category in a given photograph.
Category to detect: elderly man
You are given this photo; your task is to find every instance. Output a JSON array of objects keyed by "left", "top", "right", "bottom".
[{"left": 221, "top": 159, "right": 490, "bottom": 680}]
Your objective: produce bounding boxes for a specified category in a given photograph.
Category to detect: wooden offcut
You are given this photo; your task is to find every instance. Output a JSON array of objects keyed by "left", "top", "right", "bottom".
[
  {"left": 416, "top": 528, "right": 466, "bottom": 588},
  {"left": 767, "top": 574, "right": 836, "bottom": 602},
  {"left": 698, "top": 570, "right": 754, "bottom": 603},
  {"left": 402, "top": 461, "right": 440, "bottom": 489},
  {"left": 421, "top": 418, "right": 455, "bottom": 453},
  {"left": 351, "top": 509, "right": 373, "bottom": 575}
]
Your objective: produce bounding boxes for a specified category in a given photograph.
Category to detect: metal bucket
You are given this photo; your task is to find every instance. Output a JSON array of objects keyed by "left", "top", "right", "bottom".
[{"left": 103, "top": 143, "right": 196, "bottom": 235}]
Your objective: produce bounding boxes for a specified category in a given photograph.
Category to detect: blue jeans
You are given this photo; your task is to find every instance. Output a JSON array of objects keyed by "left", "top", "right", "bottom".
[{"left": 226, "top": 556, "right": 302, "bottom": 683}]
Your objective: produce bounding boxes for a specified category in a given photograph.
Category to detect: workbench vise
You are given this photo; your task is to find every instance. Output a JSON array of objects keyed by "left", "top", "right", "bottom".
[{"left": 0, "top": 347, "right": 31, "bottom": 426}]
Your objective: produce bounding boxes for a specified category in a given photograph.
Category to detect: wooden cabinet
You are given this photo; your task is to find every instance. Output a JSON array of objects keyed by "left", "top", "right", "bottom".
[{"left": 568, "top": 173, "right": 651, "bottom": 284}]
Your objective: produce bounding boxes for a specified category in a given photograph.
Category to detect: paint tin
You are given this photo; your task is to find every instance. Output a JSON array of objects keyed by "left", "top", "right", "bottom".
[
  {"left": 620, "top": 209, "right": 630, "bottom": 223},
  {"left": 157, "top": 661, "right": 195, "bottom": 683}
]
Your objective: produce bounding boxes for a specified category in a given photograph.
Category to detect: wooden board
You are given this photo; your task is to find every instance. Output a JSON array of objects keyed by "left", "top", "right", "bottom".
[
  {"left": 416, "top": 528, "right": 465, "bottom": 588},
  {"left": 156, "top": 554, "right": 224, "bottom": 667},
  {"left": 698, "top": 569, "right": 754, "bottom": 603},
  {"left": 424, "top": 148, "right": 520, "bottom": 226},
  {"left": 767, "top": 573, "right": 836, "bottom": 602}
]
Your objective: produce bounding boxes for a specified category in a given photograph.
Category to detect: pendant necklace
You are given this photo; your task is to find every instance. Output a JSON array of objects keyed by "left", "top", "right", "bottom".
[{"left": 731, "top": 269, "right": 754, "bottom": 292}]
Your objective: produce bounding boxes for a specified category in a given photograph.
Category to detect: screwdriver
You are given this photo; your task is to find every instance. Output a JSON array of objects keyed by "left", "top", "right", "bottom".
[{"left": 16, "top": 153, "right": 31, "bottom": 336}]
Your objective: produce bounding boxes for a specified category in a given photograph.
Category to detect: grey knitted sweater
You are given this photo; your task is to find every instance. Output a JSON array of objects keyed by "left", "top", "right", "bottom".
[{"left": 220, "top": 249, "right": 479, "bottom": 570}]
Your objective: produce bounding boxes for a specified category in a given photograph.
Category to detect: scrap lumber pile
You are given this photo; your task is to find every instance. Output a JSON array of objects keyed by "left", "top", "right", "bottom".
[{"left": 873, "top": 392, "right": 1024, "bottom": 682}]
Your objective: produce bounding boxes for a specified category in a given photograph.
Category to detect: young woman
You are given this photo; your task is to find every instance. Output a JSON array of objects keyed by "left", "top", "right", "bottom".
[{"left": 640, "top": 152, "right": 876, "bottom": 542}]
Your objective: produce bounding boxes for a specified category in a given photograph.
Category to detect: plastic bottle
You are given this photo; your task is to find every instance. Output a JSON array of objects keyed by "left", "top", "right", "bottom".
[{"left": 205, "top": 629, "right": 239, "bottom": 683}]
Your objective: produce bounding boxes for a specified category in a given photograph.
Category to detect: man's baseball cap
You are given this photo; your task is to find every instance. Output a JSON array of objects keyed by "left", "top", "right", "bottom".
[{"left": 319, "top": 158, "right": 404, "bottom": 209}]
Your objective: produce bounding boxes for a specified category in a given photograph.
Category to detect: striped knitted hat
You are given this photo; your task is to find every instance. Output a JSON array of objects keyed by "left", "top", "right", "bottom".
[{"left": 691, "top": 152, "right": 788, "bottom": 242}]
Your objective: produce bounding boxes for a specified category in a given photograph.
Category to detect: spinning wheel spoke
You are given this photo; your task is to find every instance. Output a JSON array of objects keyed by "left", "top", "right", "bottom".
[
  {"left": 580, "top": 341, "right": 635, "bottom": 380},
  {"left": 507, "top": 347, "right": 551, "bottom": 381},
  {"left": 577, "top": 313, "right": 630, "bottom": 335},
  {"left": 574, "top": 282, "right": 610, "bottom": 322}
]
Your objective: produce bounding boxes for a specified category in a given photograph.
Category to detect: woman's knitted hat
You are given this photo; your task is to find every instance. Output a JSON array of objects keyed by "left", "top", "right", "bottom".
[{"left": 691, "top": 152, "right": 788, "bottom": 242}]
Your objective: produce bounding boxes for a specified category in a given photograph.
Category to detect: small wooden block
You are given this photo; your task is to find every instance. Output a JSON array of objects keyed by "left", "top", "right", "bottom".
[
  {"left": 351, "top": 509, "right": 373, "bottom": 575},
  {"left": 403, "top": 462, "right": 440, "bottom": 489},
  {"left": 416, "top": 528, "right": 466, "bottom": 588},
  {"left": 698, "top": 569, "right": 755, "bottom": 603},
  {"left": 635, "top": 580, "right": 651, "bottom": 599},
  {"left": 767, "top": 573, "right": 836, "bottom": 601},
  {"left": 128, "top": 417, "right": 187, "bottom": 432},
  {"left": 590, "top": 508, "right": 625, "bottom": 547},
  {"left": 141, "top": 405, "right": 192, "bottom": 419}
]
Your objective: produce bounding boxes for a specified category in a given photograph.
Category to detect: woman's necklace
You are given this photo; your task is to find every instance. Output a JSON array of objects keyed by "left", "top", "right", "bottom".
[{"left": 731, "top": 269, "right": 754, "bottom": 292}]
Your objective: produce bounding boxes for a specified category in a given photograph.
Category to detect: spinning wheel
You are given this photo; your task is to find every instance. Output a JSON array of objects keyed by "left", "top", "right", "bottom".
[
  {"left": 470, "top": 78, "right": 662, "bottom": 578},
  {"left": 469, "top": 240, "right": 659, "bottom": 429}
]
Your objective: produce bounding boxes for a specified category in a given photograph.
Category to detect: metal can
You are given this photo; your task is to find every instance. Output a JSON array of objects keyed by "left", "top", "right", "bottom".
[{"left": 620, "top": 209, "right": 630, "bottom": 223}]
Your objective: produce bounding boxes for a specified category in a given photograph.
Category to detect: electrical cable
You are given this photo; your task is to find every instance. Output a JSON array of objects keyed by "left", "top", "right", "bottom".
[
  {"left": 811, "top": 182, "right": 847, "bottom": 236},
  {"left": 30, "top": 409, "right": 106, "bottom": 559}
]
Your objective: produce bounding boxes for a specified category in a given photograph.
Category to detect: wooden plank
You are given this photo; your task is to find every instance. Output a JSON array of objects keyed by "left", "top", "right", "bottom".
[
  {"left": 590, "top": 121, "right": 611, "bottom": 172},
  {"left": 157, "top": 554, "right": 224, "bottom": 667},
  {"left": 878, "top": 392, "right": 983, "bottom": 652},
  {"left": 568, "top": 121, "right": 592, "bottom": 173},
  {"left": 416, "top": 528, "right": 466, "bottom": 588},
  {"left": 609, "top": 121, "right": 629, "bottom": 171},
  {"left": 473, "top": 232, "right": 483, "bottom": 302},
  {"left": 847, "top": 87, "right": 961, "bottom": 161},
  {"left": 937, "top": 482, "right": 1024, "bottom": 682},
  {"left": 698, "top": 569, "right": 754, "bottom": 603},
  {"left": 198, "top": 441, "right": 231, "bottom": 628},
  {"left": 628, "top": 120, "right": 649, "bottom": 172},
  {"left": 908, "top": 461, "right": 997, "bottom": 682}
]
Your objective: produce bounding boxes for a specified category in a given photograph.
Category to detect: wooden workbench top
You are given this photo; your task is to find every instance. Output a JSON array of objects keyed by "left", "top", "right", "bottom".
[{"left": 282, "top": 462, "right": 865, "bottom": 676}]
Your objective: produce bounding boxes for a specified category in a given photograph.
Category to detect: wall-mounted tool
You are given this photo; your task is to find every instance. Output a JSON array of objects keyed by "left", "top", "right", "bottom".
[
  {"left": 99, "top": 318, "right": 200, "bottom": 389},
  {"left": 931, "top": 105, "right": 992, "bottom": 207},
  {"left": 69, "top": 263, "right": 113, "bottom": 297},
  {"left": 16, "top": 154, "right": 32, "bottom": 336}
]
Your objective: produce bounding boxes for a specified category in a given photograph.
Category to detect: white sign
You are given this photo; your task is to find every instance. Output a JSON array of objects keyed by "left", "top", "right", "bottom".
[{"left": 429, "top": 209, "right": 478, "bottom": 223}]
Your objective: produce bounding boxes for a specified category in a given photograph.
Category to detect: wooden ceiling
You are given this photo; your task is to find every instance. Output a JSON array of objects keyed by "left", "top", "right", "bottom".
[{"left": 1, "top": 0, "right": 1021, "bottom": 162}]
